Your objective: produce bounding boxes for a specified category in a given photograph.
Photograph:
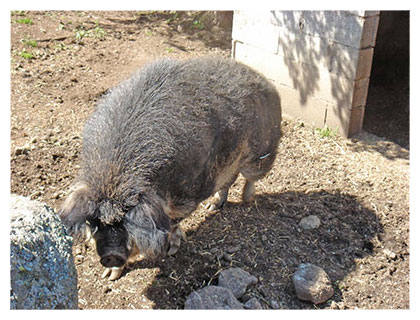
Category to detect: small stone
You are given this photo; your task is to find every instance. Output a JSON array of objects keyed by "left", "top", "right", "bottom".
[
  {"left": 261, "top": 235, "right": 268, "bottom": 241},
  {"left": 293, "top": 263, "right": 334, "bottom": 304},
  {"left": 244, "top": 297, "right": 263, "bottom": 309},
  {"left": 14, "top": 144, "right": 31, "bottom": 156},
  {"left": 383, "top": 248, "right": 397, "bottom": 260},
  {"left": 184, "top": 286, "right": 243, "bottom": 309},
  {"left": 269, "top": 299, "right": 280, "bottom": 309},
  {"left": 177, "top": 25, "right": 185, "bottom": 33},
  {"left": 218, "top": 268, "right": 258, "bottom": 299},
  {"left": 299, "top": 215, "right": 321, "bottom": 230},
  {"left": 226, "top": 245, "right": 240, "bottom": 254}
]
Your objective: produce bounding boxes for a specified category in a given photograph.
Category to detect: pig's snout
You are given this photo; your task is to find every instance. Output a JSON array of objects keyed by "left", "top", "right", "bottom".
[
  {"left": 100, "top": 252, "right": 126, "bottom": 268},
  {"left": 93, "top": 221, "right": 130, "bottom": 269}
]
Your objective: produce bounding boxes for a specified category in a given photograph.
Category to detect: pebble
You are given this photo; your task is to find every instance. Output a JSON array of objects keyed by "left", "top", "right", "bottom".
[
  {"left": 299, "top": 215, "right": 321, "bottom": 230},
  {"left": 269, "top": 299, "right": 280, "bottom": 309},
  {"left": 293, "top": 263, "right": 334, "bottom": 304},
  {"left": 14, "top": 144, "right": 31, "bottom": 156},
  {"left": 383, "top": 248, "right": 397, "bottom": 260}
]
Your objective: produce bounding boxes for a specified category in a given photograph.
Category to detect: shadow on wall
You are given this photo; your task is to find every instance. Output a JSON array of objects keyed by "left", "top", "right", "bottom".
[
  {"left": 270, "top": 11, "right": 364, "bottom": 130},
  {"left": 136, "top": 190, "right": 382, "bottom": 309}
]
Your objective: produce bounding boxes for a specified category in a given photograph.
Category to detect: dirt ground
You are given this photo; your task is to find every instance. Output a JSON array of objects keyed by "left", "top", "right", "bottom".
[{"left": 10, "top": 11, "right": 410, "bottom": 309}]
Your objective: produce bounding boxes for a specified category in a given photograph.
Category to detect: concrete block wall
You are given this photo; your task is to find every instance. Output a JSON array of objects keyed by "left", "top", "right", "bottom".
[{"left": 232, "top": 11, "right": 380, "bottom": 137}]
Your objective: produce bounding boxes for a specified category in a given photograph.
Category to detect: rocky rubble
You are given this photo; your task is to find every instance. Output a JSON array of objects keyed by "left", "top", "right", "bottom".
[{"left": 184, "top": 267, "right": 261, "bottom": 309}]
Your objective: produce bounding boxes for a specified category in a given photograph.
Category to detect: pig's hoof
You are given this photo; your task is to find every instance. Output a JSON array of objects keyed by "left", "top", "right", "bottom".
[
  {"left": 206, "top": 189, "right": 228, "bottom": 212},
  {"left": 101, "top": 266, "right": 123, "bottom": 281},
  {"left": 167, "top": 226, "right": 185, "bottom": 256}
]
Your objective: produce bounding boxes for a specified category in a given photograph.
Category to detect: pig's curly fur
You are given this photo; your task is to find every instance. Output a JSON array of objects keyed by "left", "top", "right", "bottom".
[{"left": 60, "top": 56, "right": 281, "bottom": 256}]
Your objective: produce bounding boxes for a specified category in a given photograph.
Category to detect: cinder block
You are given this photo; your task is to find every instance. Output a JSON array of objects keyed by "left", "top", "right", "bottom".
[
  {"left": 277, "top": 28, "right": 361, "bottom": 80},
  {"left": 232, "top": 11, "right": 279, "bottom": 53},
  {"left": 300, "top": 11, "right": 366, "bottom": 48},
  {"left": 233, "top": 41, "right": 355, "bottom": 106},
  {"left": 232, "top": 10, "right": 376, "bottom": 138},
  {"left": 275, "top": 83, "right": 329, "bottom": 129},
  {"left": 275, "top": 84, "right": 350, "bottom": 137}
]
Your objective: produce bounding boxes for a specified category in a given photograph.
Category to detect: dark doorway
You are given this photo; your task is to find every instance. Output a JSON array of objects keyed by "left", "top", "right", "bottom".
[{"left": 363, "top": 11, "right": 409, "bottom": 149}]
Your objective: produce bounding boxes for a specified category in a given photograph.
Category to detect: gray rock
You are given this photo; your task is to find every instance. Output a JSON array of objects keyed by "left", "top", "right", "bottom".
[
  {"left": 298, "top": 215, "right": 321, "bottom": 230},
  {"left": 244, "top": 297, "right": 263, "bottom": 309},
  {"left": 269, "top": 299, "right": 280, "bottom": 309},
  {"left": 218, "top": 267, "right": 258, "bottom": 298},
  {"left": 292, "top": 263, "right": 334, "bottom": 304},
  {"left": 10, "top": 195, "right": 78, "bottom": 309},
  {"left": 184, "top": 286, "right": 243, "bottom": 309}
]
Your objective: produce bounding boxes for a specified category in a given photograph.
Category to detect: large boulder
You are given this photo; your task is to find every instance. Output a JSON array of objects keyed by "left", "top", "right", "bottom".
[{"left": 10, "top": 195, "right": 78, "bottom": 309}]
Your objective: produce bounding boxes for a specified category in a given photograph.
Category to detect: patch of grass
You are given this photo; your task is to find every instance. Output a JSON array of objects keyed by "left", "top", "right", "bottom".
[
  {"left": 165, "top": 47, "right": 174, "bottom": 53},
  {"left": 166, "top": 12, "right": 179, "bottom": 24},
  {"left": 16, "top": 18, "right": 33, "bottom": 25},
  {"left": 75, "top": 28, "right": 88, "bottom": 41},
  {"left": 192, "top": 20, "right": 205, "bottom": 30},
  {"left": 75, "top": 24, "right": 106, "bottom": 43},
  {"left": 19, "top": 50, "right": 34, "bottom": 59},
  {"left": 91, "top": 25, "right": 106, "bottom": 39},
  {"left": 22, "top": 39, "right": 38, "bottom": 48},
  {"left": 316, "top": 126, "right": 337, "bottom": 139}
]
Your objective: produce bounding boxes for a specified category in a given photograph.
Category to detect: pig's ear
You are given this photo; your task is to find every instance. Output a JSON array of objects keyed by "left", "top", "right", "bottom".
[
  {"left": 124, "top": 196, "right": 170, "bottom": 256},
  {"left": 59, "top": 182, "right": 95, "bottom": 236}
]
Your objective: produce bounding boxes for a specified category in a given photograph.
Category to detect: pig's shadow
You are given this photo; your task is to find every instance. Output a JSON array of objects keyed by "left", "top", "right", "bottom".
[{"left": 133, "top": 190, "right": 382, "bottom": 309}]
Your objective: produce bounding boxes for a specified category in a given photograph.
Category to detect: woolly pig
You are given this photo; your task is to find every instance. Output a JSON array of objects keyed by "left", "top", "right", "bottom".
[{"left": 60, "top": 56, "right": 282, "bottom": 280}]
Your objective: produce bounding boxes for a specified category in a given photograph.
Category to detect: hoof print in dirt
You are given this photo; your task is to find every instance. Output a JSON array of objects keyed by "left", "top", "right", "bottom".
[
  {"left": 184, "top": 286, "right": 244, "bottom": 309},
  {"left": 218, "top": 267, "right": 258, "bottom": 299},
  {"left": 293, "top": 263, "right": 334, "bottom": 304},
  {"left": 185, "top": 268, "right": 261, "bottom": 309}
]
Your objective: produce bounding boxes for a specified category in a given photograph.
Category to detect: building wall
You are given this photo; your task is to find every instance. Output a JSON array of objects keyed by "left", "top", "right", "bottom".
[{"left": 232, "top": 11, "right": 379, "bottom": 137}]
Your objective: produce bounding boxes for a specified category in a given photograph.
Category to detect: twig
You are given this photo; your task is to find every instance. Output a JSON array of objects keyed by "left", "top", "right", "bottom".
[{"left": 35, "top": 36, "right": 69, "bottom": 42}]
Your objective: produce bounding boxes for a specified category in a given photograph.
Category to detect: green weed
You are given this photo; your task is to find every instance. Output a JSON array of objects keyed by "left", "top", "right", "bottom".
[
  {"left": 19, "top": 50, "right": 34, "bottom": 59},
  {"left": 16, "top": 18, "right": 33, "bottom": 25},
  {"left": 22, "top": 39, "right": 38, "bottom": 47},
  {"left": 316, "top": 126, "right": 337, "bottom": 138},
  {"left": 192, "top": 20, "right": 205, "bottom": 30}
]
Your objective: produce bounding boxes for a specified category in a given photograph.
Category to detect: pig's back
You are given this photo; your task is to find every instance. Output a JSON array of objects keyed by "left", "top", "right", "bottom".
[{"left": 81, "top": 57, "right": 281, "bottom": 207}]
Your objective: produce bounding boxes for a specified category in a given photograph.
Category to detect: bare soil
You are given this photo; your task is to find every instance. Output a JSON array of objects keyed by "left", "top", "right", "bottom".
[{"left": 10, "top": 11, "right": 409, "bottom": 309}]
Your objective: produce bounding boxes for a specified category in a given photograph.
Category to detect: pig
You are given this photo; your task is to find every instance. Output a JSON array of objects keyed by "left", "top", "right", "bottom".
[{"left": 59, "top": 56, "right": 282, "bottom": 280}]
